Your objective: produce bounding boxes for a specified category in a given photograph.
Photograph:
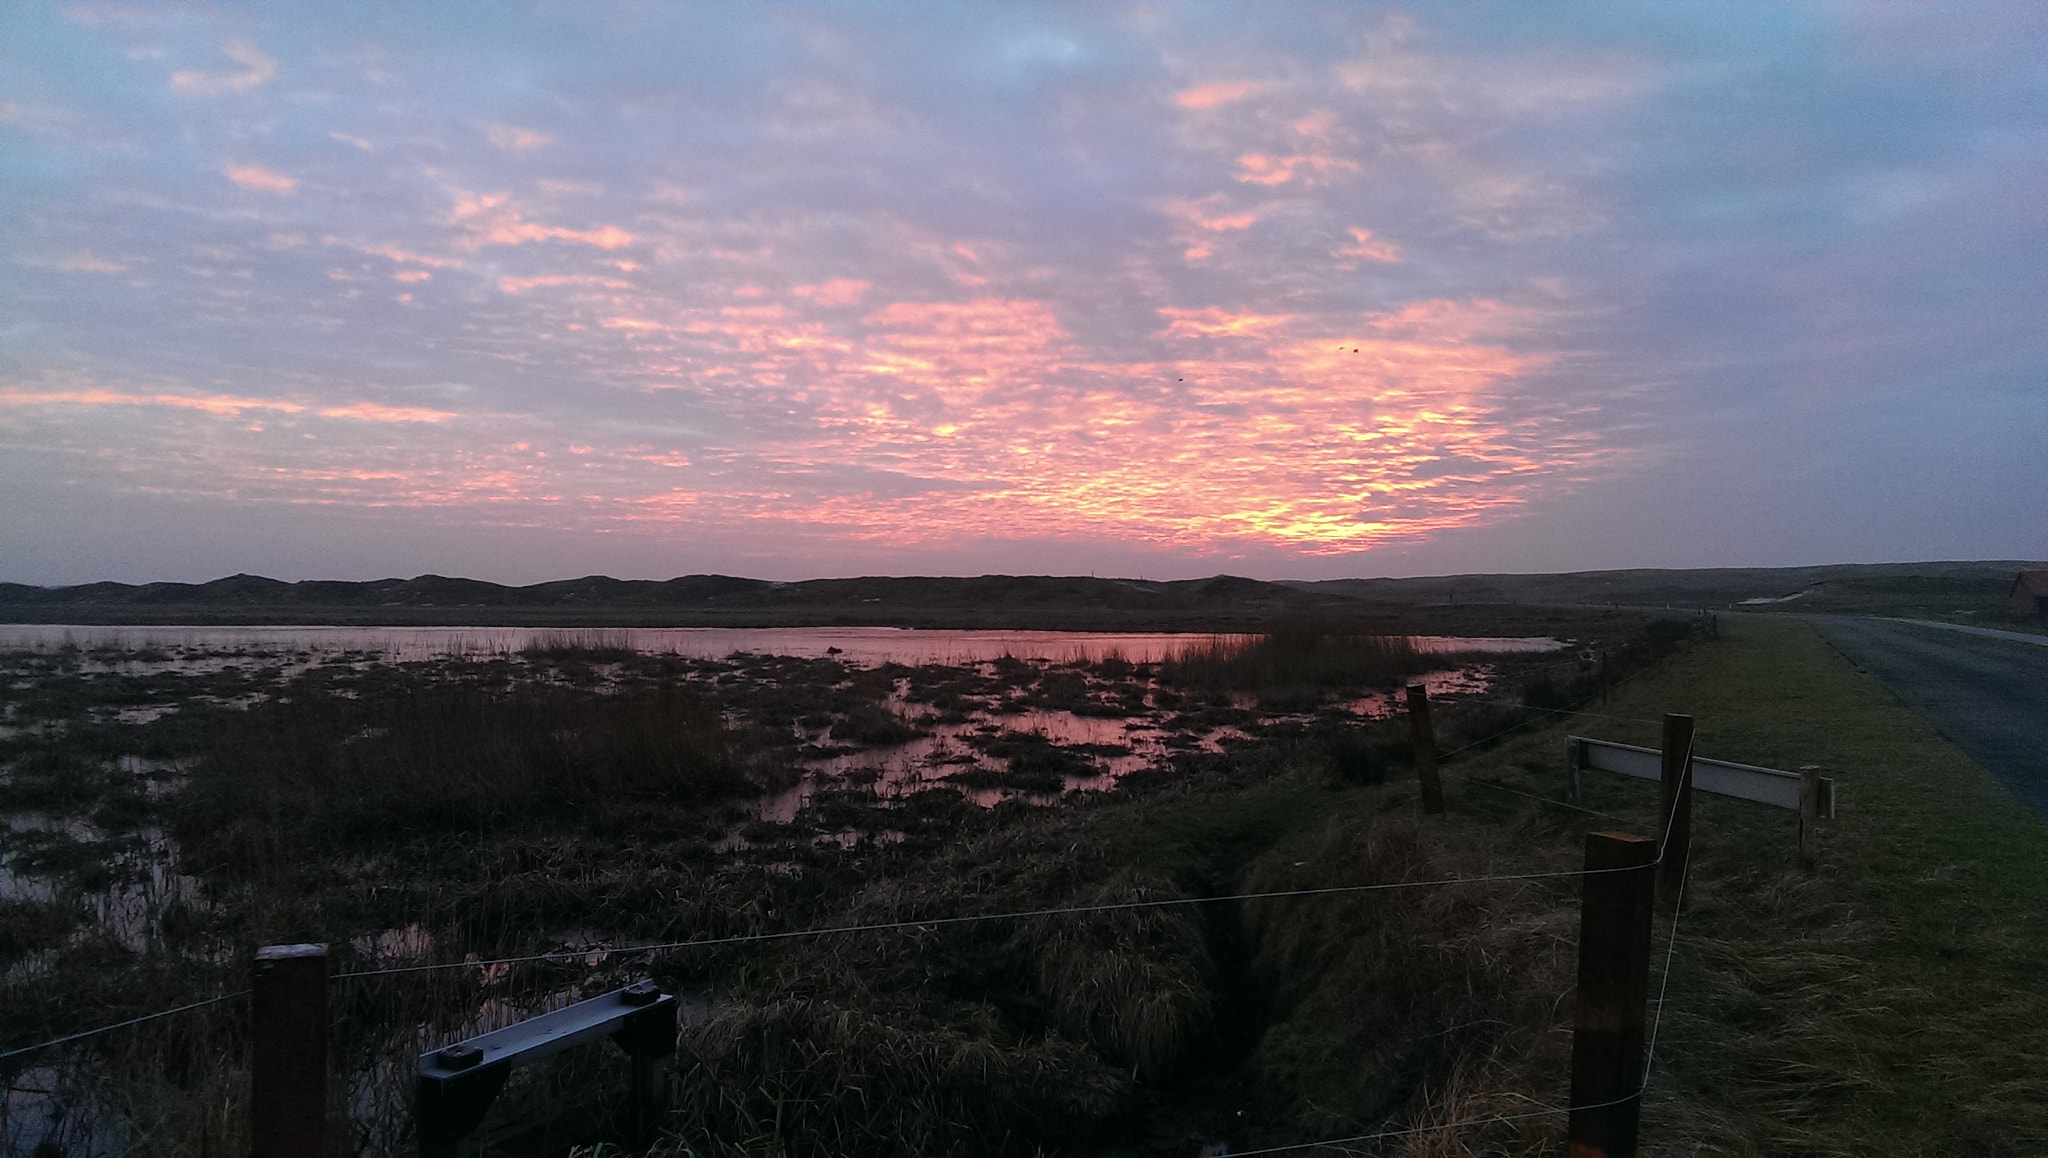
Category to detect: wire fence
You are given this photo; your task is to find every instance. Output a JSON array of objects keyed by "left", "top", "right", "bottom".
[
  {"left": 0, "top": 991, "right": 247, "bottom": 1065},
  {"left": 2, "top": 860, "right": 1650, "bottom": 1062},
  {"left": 3, "top": 730, "right": 1707, "bottom": 1155}
]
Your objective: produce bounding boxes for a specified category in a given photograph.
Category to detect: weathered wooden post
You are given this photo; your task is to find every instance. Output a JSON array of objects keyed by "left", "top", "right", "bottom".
[
  {"left": 1798, "top": 765, "right": 1823, "bottom": 872},
  {"left": 1405, "top": 684, "right": 1444, "bottom": 815},
  {"left": 1566, "top": 831, "right": 1656, "bottom": 1158},
  {"left": 1657, "top": 714, "right": 1694, "bottom": 902},
  {"left": 251, "top": 943, "right": 327, "bottom": 1158},
  {"left": 1565, "top": 736, "right": 1585, "bottom": 805}
]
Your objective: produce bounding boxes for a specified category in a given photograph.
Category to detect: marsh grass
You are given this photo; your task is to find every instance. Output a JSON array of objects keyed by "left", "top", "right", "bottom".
[
  {"left": 28, "top": 615, "right": 2008, "bottom": 1156},
  {"left": 173, "top": 677, "right": 763, "bottom": 873},
  {"left": 519, "top": 630, "right": 640, "bottom": 662},
  {"left": 1162, "top": 618, "right": 1441, "bottom": 692}
]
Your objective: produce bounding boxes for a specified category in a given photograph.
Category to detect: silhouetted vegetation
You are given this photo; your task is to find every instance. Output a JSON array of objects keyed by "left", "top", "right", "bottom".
[
  {"left": 174, "top": 678, "right": 764, "bottom": 875},
  {"left": 1161, "top": 618, "right": 1443, "bottom": 691}
]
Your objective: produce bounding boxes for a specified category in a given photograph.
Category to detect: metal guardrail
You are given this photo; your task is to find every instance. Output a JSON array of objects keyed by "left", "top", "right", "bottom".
[
  {"left": 1567, "top": 736, "right": 1834, "bottom": 817},
  {"left": 416, "top": 979, "right": 678, "bottom": 1158}
]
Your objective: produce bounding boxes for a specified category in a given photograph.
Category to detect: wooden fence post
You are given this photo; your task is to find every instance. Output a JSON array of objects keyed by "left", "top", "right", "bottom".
[
  {"left": 1566, "top": 831, "right": 1656, "bottom": 1158},
  {"left": 1658, "top": 714, "right": 1694, "bottom": 902},
  {"left": 1565, "top": 736, "right": 1584, "bottom": 806},
  {"left": 251, "top": 943, "right": 327, "bottom": 1158},
  {"left": 1798, "top": 766, "right": 1822, "bottom": 872},
  {"left": 1406, "top": 684, "right": 1444, "bottom": 815}
]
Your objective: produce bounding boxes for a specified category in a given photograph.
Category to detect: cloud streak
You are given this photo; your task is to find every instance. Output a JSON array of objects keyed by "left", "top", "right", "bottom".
[
  {"left": 224, "top": 163, "right": 296, "bottom": 194},
  {"left": 170, "top": 39, "right": 276, "bottom": 95}
]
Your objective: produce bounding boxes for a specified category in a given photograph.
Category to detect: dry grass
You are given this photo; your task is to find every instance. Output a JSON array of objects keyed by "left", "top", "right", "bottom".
[{"left": 1225, "top": 805, "right": 1580, "bottom": 1153}]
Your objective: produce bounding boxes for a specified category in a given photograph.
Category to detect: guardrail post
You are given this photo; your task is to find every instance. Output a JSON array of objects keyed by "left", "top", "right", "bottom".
[
  {"left": 1565, "top": 736, "right": 1584, "bottom": 805},
  {"left": 1658, "top": 714, "right": 1694, "bottom": 902},
  {"left": 1566, "top": 831, "right": 1656, "bottom": 1158},
  {"left": 417, "top": 980, "right": 678, "bottom": 1155},
  {"left": 1405, "top": 684, "right": 1444, "bottom": 815},
  {"left": 613, "top": 982, "right": 680, "bottom": 1143},
  {"left": 251, "top": 943, "right": 327, "bottom": 1158}
]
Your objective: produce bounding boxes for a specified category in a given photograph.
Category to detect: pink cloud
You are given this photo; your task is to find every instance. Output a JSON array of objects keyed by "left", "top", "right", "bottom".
[
  {"left": 1156, "top": 308, "right": 1295, "bottom": 339},
  {"left": 481, "top": 221, "right": 636, "bottom": 249},
  {"left": 1337, "top": 227, "right": 1402, "bottom": 263},
  {"left": 1235, "top": 152, "right": 1356, "bottom": 187},
  {"left": 448, "top": 190, "right": 636, "bottom": 250},
  {"left": 171, "top": 40, "right": 276, "bottom": 94},
  {"left": 224, "top": 164, "right": 296, "bottom": 194},
  {"left": 1175, "top": 80, "right": 1264, "bottom": 110},
  {"left": 793, "top": 278, "right": 872, "bottom": 306},
  {"left": 1161, "top": 197, "right": 1264, "bottom": 262},
  {"left": 355, "top": 243, "right": 449, "bottom": 267},
  {"left": 498, "top": 274, "right": 633, "bottom": 294},
  {"left": 1163, "top": 197, "right": 1262, "bottom": 233},
  {"left": 314, "top": 402, "right": 457, "bottom": 424},
  {"left": 487, "top": 124, "right": 555, "bottom": 151},
  {"left": 1, "top": 387, "right": 453, "bottom": 424}
]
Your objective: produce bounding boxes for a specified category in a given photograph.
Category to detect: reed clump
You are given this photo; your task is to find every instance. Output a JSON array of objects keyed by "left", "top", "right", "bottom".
[
  {"left": 666, "top": 998, "right": 1127, "bottom": 1158},
  {"left": 174, "top": 677, "right": 762, "bottom": 874},
  {"left": 1230, "top": 807, "right": 1577, "bottom": 1151},
  {"left": 1162, "top": 619, "right": 1441, "bottom": 692},
  {"left": 1013, "top": 868, "right": 1214, "bottom": 1080},
  {"left": 519, "top": 629, "right": 640, "bottom": 661}
]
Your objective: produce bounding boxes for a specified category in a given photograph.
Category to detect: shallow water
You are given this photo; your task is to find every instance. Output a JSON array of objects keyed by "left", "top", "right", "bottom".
[{"left": 0, "top": 624, "right": 1563, "bottom": 665}]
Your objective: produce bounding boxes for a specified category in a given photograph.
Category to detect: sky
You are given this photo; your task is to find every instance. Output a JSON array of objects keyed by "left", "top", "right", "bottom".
[{"left": 2, "top": 2, "right": 2043, "bottom": 586}]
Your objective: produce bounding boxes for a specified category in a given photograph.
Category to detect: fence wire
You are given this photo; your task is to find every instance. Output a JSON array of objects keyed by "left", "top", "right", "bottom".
[
  {"left": 0, "top": 990, "right": 246, "bottom": 1065},
  {"left": 3, "top": 738, "right": 1705, "bottom": 1119},
  {"left": 1, "top": 852, "right": 1672, "bottom": 1059},
  {"left": 331, "top": 860, "right": 1634, "bottom": 981}
]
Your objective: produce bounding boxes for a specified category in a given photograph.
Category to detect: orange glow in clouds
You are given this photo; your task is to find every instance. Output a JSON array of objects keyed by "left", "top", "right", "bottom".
[
  {"left": 561, "top": 289, "right": 1591, "bottom": 554},
  {"left": 2, "top": 290, "right": 1591, "bottom": 553}
]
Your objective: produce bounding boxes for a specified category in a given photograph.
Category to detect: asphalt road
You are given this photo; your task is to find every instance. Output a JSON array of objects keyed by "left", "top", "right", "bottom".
[{"left": 1801, "top": 615, "right": 2048, "bottom": 818}]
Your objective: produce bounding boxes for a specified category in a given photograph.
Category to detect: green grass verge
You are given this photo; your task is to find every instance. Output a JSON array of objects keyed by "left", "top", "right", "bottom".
[{"left": 1443, "top": 615, "right": 2047, "bottom": 1154}]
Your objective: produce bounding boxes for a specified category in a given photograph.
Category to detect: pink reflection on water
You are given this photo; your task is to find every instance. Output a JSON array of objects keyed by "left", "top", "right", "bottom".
[{"left": 731, "top": 646, "right": 1530, "bottom": 834}]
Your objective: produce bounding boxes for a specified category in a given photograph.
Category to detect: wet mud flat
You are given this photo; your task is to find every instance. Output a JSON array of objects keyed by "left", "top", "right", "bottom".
[{"left": 0, "top": 623, "right": 1667, "bottom": 1157}]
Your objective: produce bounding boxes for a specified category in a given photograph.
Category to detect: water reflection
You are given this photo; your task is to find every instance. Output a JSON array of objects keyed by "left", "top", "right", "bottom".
[
  {"left": 0, "top": 624, "right": 1261, "bottom": 665},
  {"left": 0, "top": 624, "right": 1564, "bottom": 666},
  {"left": 738, "top": 657, "right": 1508, "bottom": 826}
]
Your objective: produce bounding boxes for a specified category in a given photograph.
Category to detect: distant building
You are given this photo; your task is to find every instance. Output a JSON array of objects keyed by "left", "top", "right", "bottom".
[{"left": 2010, "top": 571, "right": 2048, "bottom": 617}]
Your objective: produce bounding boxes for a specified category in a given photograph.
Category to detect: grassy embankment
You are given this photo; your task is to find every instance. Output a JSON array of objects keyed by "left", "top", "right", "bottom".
[{"left": 1418, "top": 614, "right": 2048, "bottom": 1154}]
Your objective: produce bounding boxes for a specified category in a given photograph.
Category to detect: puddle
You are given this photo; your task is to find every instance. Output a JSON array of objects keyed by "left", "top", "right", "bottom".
[
  {"left": 722, "top": 656, "right": 1503, "bottom": 833},
  {"left": 4, "top": 1065, "right": 129, "bottom": 1158}
]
